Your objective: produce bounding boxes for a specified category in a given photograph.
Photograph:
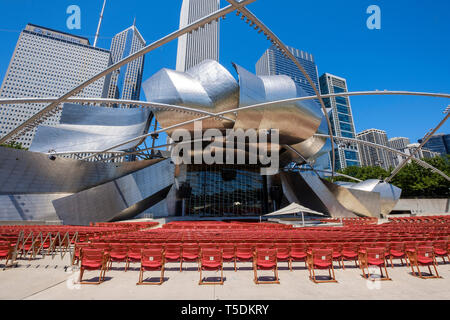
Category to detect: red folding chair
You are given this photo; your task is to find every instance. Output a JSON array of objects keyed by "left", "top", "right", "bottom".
[
  {"left": 275, "top": 243, "right": 290, "bottom": 269},
  {"left": 125, "top": 244, "right": 146, "bottom": 271},
  {"left": 289, "top": 243, "right": 307, "bottom": 271},
  {"left": 359, "top": 247, "right": 391, "bottom": 281},
  {"left": 72, "top": 243, "right": 91, "bottom": 266},
  {"left": 253, "top": 249, "right": 279, "bottom": 284},
  {"left": 137, "top": 249, "right": 165, "bottom": 285},
  {"left": 181, "top": 244, "right": 200, "bottom": 272},
  {"left": 328, "top": 243, "right": 343, "bottom": 268},
  {"left": 108, "top": 244, "right": 128, "bottom": 271},
  {"left": 220, "top": 244, "right": 236, "bottom": 267},
  {"left": 433, "top": 240, "right": 450, "bottom": 264},
  {"left": 406, "top": 247, "right": 441, "bottom": 279},
  {"left": 0, "top": 241, "right": 13, "bottom": 268},
  {"left": 78, "top": 249, "right": 108, "bottom": 285},
  {"left": 388, "top": 242, "right": 408, "bottom": 268},
  {"left": 341, "top": 243, "right": 359, "bottom": 269},
  {"left": 235, "top": 244, "right": 254, "bottom": 272},
  {"left": 307, "top": 249, "right": 337, "bottom": 283},
  {"left": 164, "top": 244, "right": 182, "bottom": 271},
  {"left": 199, "top": 248, "right": 224, "bottom": 285}
]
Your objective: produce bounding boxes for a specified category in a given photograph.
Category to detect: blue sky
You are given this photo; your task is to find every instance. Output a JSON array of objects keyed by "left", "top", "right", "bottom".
[{"left": 0, "top": 0, "right": 448, "bottom": 144}]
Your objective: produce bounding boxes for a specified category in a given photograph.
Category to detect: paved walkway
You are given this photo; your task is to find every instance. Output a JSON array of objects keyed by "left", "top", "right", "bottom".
[{"left": 1, "top": 255, "right": 449, "bottom": 300}]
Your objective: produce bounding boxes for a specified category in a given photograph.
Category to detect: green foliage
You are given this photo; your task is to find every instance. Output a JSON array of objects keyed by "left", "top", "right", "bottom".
[
  {"left": 0, "top": 141, "right": 28, "bottom": 150},
  {"left": 331, "top": 155, "right": 450, "bottom": 198}
]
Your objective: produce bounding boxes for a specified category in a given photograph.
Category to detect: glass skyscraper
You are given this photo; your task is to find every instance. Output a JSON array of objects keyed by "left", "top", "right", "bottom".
[
  {"left": 107, "top": 24, "right": 146, "bottom": 105},
  {"left": 176, "top": 0, "right": 220, "bottom": 72},
  {"left": 319, "top": 73, "right": 361, "bottom": 170},
  {"left": 255, "top": 45, "right": 319, "bottom": 97},
  {"left": 418, "top": 133, "right": 449, "bottom": 155},
  {"left": 0, "top": 24, "right": 111, "bottom": 148}
]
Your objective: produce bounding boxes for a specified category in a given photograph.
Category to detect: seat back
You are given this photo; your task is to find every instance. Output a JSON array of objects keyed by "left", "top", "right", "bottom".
[
  {"left": 366, "top": 248, "right": 385, "bottom": 261},
  {"left": 236, "top": 245, "right": 253, "bottom": 255},
  {"left": 141, "top": 249, "right": 164, "bottom": 265},
  {"left": 220, "top": 244, "right": 235, "bottom": 256},
  {"left": 312, "top": 249, "right": 333, "bottom": 265},
  {"left": 81, "top": 248, "right": 105, "bottom": 265},
  {"left": 201, "top": 248, "right": 222, "bottom": 265},
  {"left": 146, "top": 244, "right": 164, "bottom": 250},
  {"left": 182, "top": 245, "right": 199, "bottom": 256},
  {"left": 255, "top": 249, "right": 277, "bottom": 266},
  {"left": 417, "top": 246, "right": 435, "bottom": 260}
]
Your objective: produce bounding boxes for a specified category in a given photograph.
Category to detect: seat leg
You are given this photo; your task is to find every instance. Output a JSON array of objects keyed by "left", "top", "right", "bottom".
[{"left": 433, "top": 263, "right": 440, "bottom": 278}]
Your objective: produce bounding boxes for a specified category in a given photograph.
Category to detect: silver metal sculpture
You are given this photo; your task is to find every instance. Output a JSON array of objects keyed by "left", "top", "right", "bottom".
[{"left": 1, "top": 0, "right": 449, "bottom": 222}]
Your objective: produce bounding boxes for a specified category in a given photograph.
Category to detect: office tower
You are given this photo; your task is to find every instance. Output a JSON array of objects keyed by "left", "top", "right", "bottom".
[
  {"left": 389, "top": 137, "right": 411, "bottom": 166},
  {"left": 389, "top": 137, "right": 410, "bottom": 150},
  {"left": 176, "top": 0, "right": 220, "bottom": 72},
  {"left": 256, "top": 45, "right": 319, "bottom": 97},
  {"left": 319, "top": 73, "right": 360, "bottom": 170},
  {"left": 0, "top": 24, "right": 111, "bottom": 148},
  {"left": 107, "top": 23, "right": 146, "bottom": 104},
  {"left": 418, "top": 133, "right": 449, "bottom": 155},
  {"left": 357, "top": 129, "right": 394, "bottom": 170}
]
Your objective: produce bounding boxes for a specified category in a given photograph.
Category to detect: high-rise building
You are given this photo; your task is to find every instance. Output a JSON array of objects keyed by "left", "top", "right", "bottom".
[
  {"left": 176, "top": 0, "right": 219, "bottom": 72},
  {"left": 107, "top": 24, "right": 146, "bottom": 104},
  {"left": 418, "top": 133, "right": 449, "bottom": 155},
  {"left": 357, "top": 129, "right": 394, "bottom": 170},
  {"left": 388, "top": 137, "right": 410, "bottom": 151},
  {"left": 256, "top": 45, "right": 319, "bottom": 97},
  {"left": 319, "top": 73, "right": 360, "bottom": 170},
  {"left": 389, "top": 137, "right": 411, "bottom": 166},
  {"left": 0, "top": 24, "right": 111, "bottom": 148}
]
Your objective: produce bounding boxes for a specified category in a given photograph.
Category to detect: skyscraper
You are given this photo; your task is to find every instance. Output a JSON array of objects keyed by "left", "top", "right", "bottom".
[
  {"left": 107, "top": 23, "right": 146, "bottom": 104},
  {"left": 357, "top": 129, "right": 394, "bottom": 170},
  {"left": 418, "top": 133, "right": 449, "bottom": 155},
  {"left": 388, "top": 137, "right": 410, "bottom": 151},
  {"left": 256, "top": 45, "right": 319, "bottom": 97},
  {"left": 319, "top": 73, "right": 360, "bottom": 170},
  {"left": 176, "top": 0, "right": 220, "bottom": 72},
  {"left": 0, "top": 24, "right": 111, "bottom": 148}
]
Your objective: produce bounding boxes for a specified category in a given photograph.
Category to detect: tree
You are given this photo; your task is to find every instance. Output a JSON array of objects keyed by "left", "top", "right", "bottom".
[
  {"left": 331, "top": 155, "right": 450, "bottom": 198},
  {"left": 0, "top": 141, "right": 28, "bottom": 150}
]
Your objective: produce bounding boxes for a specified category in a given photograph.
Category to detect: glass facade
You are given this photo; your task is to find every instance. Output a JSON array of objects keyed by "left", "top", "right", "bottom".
[
  {"left": 419, "top": 134, "right": 449, "bottom": 155},
  {"left": 255, "top": 45, "right": 319, "bottom": 97},
  {"left": 184, "top": 164, "right": 265, "bottom": 217},
  {"left": 319, "top": 73, "right": 361, "bottom": 170}
]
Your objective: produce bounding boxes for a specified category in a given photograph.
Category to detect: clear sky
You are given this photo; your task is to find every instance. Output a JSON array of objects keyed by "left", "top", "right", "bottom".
[{"left": 0, "top": 0, "right": 448, "bottom": 144}]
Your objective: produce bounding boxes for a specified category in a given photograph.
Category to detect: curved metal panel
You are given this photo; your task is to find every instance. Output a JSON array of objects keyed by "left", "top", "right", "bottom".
[
  {"left": 232, "top": 63, "right": 322, "bottom": 146},
  {"left": 0, "top": 147, "right": 163, "bottom": 194},
  {"left": 30, "top": 103, "right": 152, "bottom": 153},
  {"left": 142, "top": 60, "right": 238, "bottom": 134},
  {"left": 347, "top": 179, "right": 402, "bottom": 216}
]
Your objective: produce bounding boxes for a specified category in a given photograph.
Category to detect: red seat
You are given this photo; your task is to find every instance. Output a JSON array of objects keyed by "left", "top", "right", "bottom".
[
  {"left": 220, "top": 244, "right": 236, "bottom": 263},
  {"left": 341, "top": 243, "right": 359, "bottom": 269},
  {"left": 199, "top": 248, "right": 223, "bottom": 285},
  {"left": 0, "top": 241, "right": 13, "bottom": 267},
  {"left": 235, "top": 244, "right": 254, "bottom": 272},
  {"left": 389, "top": 242, "right": 408, "bottom": 268},
  {"left": 307, "top": 249, "right": 337, "bottom": 283},
  {"left": 181, "top": 244, "right": 199, "bottom": 272},
  {"left": 253, "top": 249, "right": 279, "bottom": 284},
  {"left": 164, "top": 244, "right": 182, "bottom": 270},
  {"left": 359, "top": 247, "right": 391, "bottom": 281},
  {"left": 406, "top": 247, "right": 440, "bottom": 279},
  {"left": 433, "top": 240, "right": 449, "bottom": 263},
  {"left": 328, "top": 243, "right": 343, "bottom": 268},
  {"left": 275, "top": 243, "right": 290, "bottom": 269},
  {"left": 137, "top": 249, "right": 165, "bottom": 285},
  {"left": 108, "top": 244, "right": 128, "bottom": 271},
  {"left": 79, "top": 249, "right": 108, "bottom": 285},
  {"left": 125, "top": 244, "right": 146, "bottom": 271},
  {"left": 289, "top": 243, "right": 307, "bottom": 271}
]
